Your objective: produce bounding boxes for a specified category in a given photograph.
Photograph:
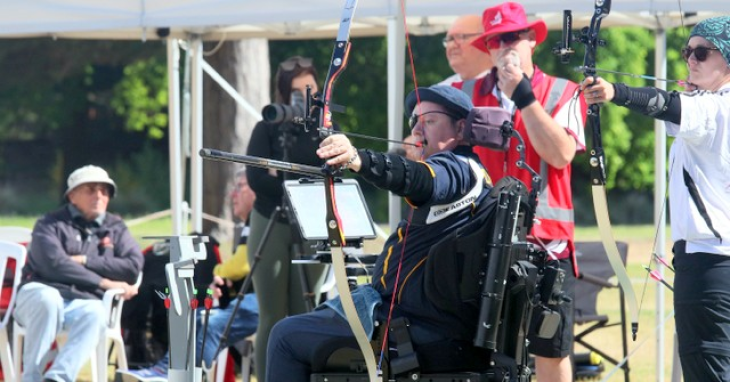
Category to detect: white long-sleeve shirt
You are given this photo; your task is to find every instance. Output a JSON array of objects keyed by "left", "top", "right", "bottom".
[{"left": 666, "top": 83, "right": 730, "bottom": 255}]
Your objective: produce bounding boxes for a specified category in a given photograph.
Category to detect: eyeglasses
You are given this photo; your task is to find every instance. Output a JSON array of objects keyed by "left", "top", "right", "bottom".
[
  {"left": 681, "top": 46, "right": 721, "bottom": 62},
  {"left": 279, "top": 56, "right": 314, "bottom": 71},
  {"left": 442, "top": 33, "right": 482, "bottom": 48},
  {"left": 76, "top": 183, "right": 110, "bottom": 196},
  {"left": 234, "top": 181, "right": 251, "bottom": 192},
  {"left": 408, "top": 111, "right": 459, "bottom": 130},
  {"left": 485, "top": 29, "right": 531, "bottom": 50}
]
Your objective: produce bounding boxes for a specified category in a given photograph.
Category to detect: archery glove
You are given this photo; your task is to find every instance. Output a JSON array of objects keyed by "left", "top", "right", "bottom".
[{"left": 511, "top": 74, "right": 536, "bottom": 110}]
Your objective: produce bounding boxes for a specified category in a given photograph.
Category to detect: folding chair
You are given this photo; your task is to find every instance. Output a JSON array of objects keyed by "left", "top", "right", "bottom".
[{"left": 573, "top": 241, "right": 630, "bottom": 382}]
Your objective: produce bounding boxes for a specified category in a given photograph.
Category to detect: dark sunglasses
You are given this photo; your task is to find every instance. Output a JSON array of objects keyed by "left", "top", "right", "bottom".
[
  {"left": 408, "top": 111, "right": 459, "bottom": 130},
  {"left": 681, "top": 46, "right": 721, "bottom": 62},
  {"left": 486, "top": 29, "right": 530, "bottom": 50},
  {"left": 279, "top": 57, "right": 314, "bottom": 71}
]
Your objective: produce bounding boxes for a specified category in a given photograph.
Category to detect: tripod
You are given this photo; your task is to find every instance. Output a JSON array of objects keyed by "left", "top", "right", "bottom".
[
  {"left": 207, "top": 122, "right": 326, "bottom": 370},
  {"left": 277, "top": 121, "right": 321, "bottom": 311}
]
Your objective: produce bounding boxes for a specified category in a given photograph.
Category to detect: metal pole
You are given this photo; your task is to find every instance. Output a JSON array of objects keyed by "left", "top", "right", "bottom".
[
  {"left": 167, "top": 38, "right": 184, "bottom": 235},
  {"left": 387, "top": 6, "right": 406, "bottom": 233},
  {"left": 654, "top": 23, "right": 668, "bottom": 382},
  {"left": 190, "top": 36, "right": 204, "bottom": 233}
]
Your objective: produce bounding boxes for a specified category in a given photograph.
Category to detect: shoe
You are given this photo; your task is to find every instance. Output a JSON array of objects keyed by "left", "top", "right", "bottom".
[{"left": 117, "top": 363, "right": 168, "bottom": 382}]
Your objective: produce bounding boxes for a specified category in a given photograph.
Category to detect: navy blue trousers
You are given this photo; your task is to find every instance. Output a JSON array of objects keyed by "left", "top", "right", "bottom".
[{"left": 266, "top": 308, "right": 357, "bottom": 382}]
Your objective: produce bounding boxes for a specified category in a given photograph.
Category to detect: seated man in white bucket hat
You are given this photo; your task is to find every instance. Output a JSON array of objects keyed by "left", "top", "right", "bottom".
[{"left": 14, "top": 164, "right": 144, "bottom": 382}]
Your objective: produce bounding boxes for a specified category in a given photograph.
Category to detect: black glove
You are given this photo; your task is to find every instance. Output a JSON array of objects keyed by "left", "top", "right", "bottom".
[{"left": 511, "top": 74, "right": 536, "bottom": 109}]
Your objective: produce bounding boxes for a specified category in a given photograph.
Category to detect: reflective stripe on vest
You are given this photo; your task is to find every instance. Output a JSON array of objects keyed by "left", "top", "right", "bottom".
[
  {"left": 535, "top": 78, "right": 574, "bottom": 224},
  {"left": 536, "top": 160, "right": 574, "bottom": 223}
]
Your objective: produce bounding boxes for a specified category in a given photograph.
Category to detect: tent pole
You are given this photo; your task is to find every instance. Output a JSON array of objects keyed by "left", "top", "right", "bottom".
[
  {"left": 201, "top": 60, "right": 263, "bottom": 120},
  {"left": 387, "top": 5, "right": 406, "bottom": 233},
  {"left": 654, "top": 21, "right": 668, "bottom": 382},
  {"left": 190, "top": 36, "right": 204, "bottom": 233},
  {"left": 167, "top": 38, "right": 184, "bottom": 235}
]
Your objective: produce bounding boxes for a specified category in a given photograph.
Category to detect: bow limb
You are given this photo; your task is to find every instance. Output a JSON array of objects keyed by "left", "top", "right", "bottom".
[
  {"left": 591, "top": 187, "right": 639, "bottom": 339},
  {"left": 325, "top": 178, "right": 380, "bottom": 382},
  {"left": 581, "top": 0, "right": 640, "bottom": 340},
  {"left": 320, "top": 1, "right": 381, "bottom": 381}
]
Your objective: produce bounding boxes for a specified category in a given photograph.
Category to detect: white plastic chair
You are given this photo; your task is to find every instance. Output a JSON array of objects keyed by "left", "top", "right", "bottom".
[
  {"left": 97, "top": 273, "right": 143, "bottom": 382},
  {"left": 0, "top": 227, "right": 32, "bottom": 246},
  {"left": 13, "top": 273, "right": 142, "bottom": 382},
  {"left": 207, "top": 335, "right": 255, "bottom": 382},
  {"left": 0, "top": 240, "right": 28, "bottom": 382}
]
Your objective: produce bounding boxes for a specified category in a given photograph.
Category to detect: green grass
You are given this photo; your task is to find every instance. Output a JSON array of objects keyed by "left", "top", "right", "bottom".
[
  {"left": 4, "top": 215, "right": 675, "bottom": 381},
  {"left": 3, "top": 214, "right": 188, "bottom": 249},
  {"left": 576, "top": 224, "right": 667, "bottom": 243},
  {"left": 574, "top": 224, "right": 676, "bottom": 382},
  {"left": 1, "top": 215, "right": 42, "bottom": 227}
]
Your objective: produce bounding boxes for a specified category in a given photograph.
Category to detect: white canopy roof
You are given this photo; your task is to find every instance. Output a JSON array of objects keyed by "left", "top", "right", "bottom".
[{"left": 1, "top": 0, "right": 727, "bottom": 41}]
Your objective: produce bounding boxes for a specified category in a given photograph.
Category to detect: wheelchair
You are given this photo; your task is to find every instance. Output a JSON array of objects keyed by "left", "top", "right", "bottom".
[{"left": 310, "top": 176, "right": 569, "bottom": 382}]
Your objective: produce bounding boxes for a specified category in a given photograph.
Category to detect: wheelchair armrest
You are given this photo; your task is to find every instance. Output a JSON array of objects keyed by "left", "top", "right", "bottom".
[
  {"left": 578, "top": 272, "right": 616, "bottom": 289},
  {"left": 574, "top": 314, "right": 609, "bottom": 325},
  {"left": 301, "top": 253, "right": 379, "bottom": 265}
]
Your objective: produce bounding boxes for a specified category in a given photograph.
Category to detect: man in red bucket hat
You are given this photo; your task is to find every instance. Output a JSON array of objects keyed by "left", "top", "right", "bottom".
[
  {"left": 471, "top": 2, "right": 548, "bottom": 52},
  {"left": 453, "top": 2, "right": 587, "bottom": 382}
]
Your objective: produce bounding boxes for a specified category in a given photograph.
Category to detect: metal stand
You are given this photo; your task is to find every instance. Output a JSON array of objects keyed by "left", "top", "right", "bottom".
[
  {"left": 279, "top": 124, "right": 318, "bottom": 311},
  {"left": 115, "top": 235, "right": 208, "bottom": 382},
  {"left": 165, "top": 236, "right": 208, "bottom": 382},
  {"left": 210, "top": 206, "right": 279, "bottom": 362}
]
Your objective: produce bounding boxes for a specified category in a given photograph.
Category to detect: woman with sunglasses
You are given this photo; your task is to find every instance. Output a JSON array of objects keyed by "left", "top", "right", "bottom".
[
  {"left": 583, "top": 16, "right": 730, "bottom": 382},
  {"left": 245, "top": 55, "right": 330, "bottom": 380}
]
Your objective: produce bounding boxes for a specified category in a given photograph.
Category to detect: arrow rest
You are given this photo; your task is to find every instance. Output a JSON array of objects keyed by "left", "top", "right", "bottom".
[
  {"left": 293, "top": 85, "right": 322, "bottom": 132},
  {"left": 292, "top": 86, "right": 347, "bottom": 136}
]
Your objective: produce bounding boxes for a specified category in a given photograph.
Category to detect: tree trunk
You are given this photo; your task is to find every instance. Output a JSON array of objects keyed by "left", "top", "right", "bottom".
[{"left": 202, "top": 39, "right": 270, "bottom": 243}]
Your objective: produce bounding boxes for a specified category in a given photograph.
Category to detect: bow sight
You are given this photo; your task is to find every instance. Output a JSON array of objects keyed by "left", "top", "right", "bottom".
[
  {"left": 552, "top": 10, "right": 575, "bottom": 64},
  {"left": 552, "top": 0, "right": 611, "bottom": 66}
]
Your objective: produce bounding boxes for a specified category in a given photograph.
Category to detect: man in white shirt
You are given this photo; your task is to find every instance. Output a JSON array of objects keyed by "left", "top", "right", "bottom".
[{"left": 439, "top": 14, "right": 493, "bottom": 88}]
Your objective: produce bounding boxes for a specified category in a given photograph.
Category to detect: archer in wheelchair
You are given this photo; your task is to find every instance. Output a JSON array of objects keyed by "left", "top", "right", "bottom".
[{"left": 266, "top": 85, "right": 568, "bottom": 382}]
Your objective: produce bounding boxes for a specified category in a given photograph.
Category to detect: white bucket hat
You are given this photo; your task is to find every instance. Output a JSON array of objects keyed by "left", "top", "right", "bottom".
[{"left": 64, "top": 165, "right": 117, "bottom": 198}]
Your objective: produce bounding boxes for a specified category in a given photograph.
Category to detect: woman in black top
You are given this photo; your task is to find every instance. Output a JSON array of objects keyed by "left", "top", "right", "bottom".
[{"left": 245, "top": 56, "right": 329, "bottom": 379}]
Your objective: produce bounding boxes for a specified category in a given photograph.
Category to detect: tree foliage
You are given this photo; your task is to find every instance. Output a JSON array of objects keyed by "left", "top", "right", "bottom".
[
  {"left": 0, "top": 26, "right": 695, "bottom": 220},
  {"left": 0, "top": 39, "right": 162, "bottom": 140},
  {"left": 111, "top": 56, "right": 169, "bottom": 139},
  {"left": 269, "top": 27, "right": 690, "bottom": 196}
]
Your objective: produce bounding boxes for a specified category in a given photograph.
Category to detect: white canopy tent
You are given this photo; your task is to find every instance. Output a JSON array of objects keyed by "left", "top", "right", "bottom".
[
  {"left": 2, "top": 2, "right": 730, "bottom": 381},
  {"left": 1, "top": 1, "right": 725, "bottom": 40}
]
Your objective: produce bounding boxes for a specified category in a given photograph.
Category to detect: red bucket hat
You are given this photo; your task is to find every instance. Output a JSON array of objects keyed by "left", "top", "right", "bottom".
[{"left": 472, "top": 2, "right": 548, "bottom": 53}]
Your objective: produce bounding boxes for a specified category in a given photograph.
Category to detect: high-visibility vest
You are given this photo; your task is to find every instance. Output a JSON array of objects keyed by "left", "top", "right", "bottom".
[{"left": 454, "top": 67, "right": 586, "bottom": 247}]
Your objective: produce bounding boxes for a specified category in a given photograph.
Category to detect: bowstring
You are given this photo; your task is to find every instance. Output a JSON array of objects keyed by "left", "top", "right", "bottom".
[
  {"left": 640, "top": 0, "right": 688, "bottom": 306},
  {"left": 377, "top": 0, "right": 421, "bottom": 369}
]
